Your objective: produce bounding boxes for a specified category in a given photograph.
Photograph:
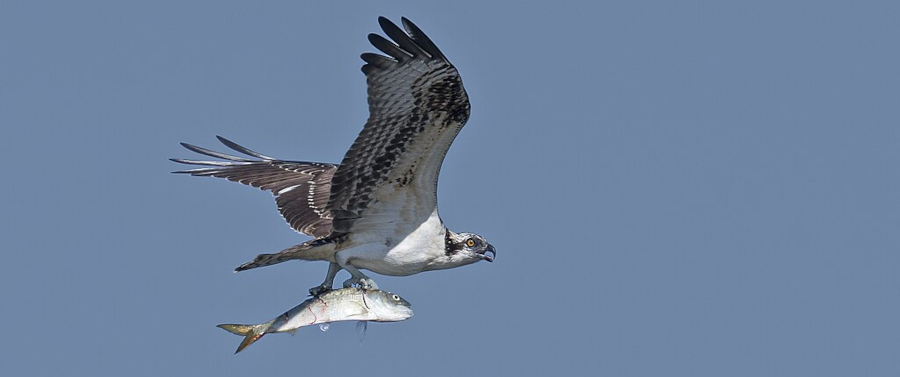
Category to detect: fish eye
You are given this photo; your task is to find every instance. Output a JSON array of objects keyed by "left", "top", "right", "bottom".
[
  {"left": 392, "top": 294, "right": 400, "bottom": 301},
  {"left": 465, "top": 238, "right": 476, "bottom": 247}
]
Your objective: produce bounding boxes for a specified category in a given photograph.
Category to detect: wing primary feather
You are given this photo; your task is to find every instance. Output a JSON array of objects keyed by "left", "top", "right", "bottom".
[
  {"left": 171, "top": 139, "right": 338, "bottom": 238},
  {"left": 360, "top": 53, "right": 396, "bottom": 75},
  {"left": 367, "top": 34, "right": 413, "bottom": 62},
  {"left": 170, "top": 167, "right": 217, "bottom": 174},
  {"left": 169, "top": 158, "right": 252, "bottom": 168},
  {"left": 361, "top": 52, "right": 396, "bottom": 67},
  {"left": 178, "top": 142, "right": 253, "bottom": 162},
  {"left": 216, "top": 135, "right": 275, "bottom": 160},
  {"left": 169, "top": 158, "right": 253, "bottom": 166},
  {"left": 401, "top": 17, "right": 448, "bottom": 62},
  {"left": 378, "top": 16, "right": 430, "bottom": 58}
]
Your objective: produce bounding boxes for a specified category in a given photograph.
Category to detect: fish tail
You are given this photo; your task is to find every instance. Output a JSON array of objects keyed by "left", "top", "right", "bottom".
[{"left": 217, "top": 320, "right": 273, "bottom": 354}]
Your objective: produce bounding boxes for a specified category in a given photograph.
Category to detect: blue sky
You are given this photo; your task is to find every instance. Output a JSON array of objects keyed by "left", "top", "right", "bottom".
[{"left": 2, "top": 1, "right": 899, "bottom": 376}]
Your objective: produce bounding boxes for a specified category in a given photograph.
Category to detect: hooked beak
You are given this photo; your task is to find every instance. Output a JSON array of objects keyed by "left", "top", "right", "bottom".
[{"left": 480, "top": 244, "right": 496, "bottom": 262}]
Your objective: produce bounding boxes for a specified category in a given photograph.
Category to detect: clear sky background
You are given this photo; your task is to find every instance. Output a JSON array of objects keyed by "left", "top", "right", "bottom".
[{"left": 2, "top": 1, "right": 898, "bottom": 376}]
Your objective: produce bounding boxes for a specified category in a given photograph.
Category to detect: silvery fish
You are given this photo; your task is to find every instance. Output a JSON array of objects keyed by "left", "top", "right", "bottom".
[{"left": 217, "top": 288, "right": 413, "bottom": 353}]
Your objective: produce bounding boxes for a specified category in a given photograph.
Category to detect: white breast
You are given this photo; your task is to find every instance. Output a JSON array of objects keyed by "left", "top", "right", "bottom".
[{"left": 337, "top": 209, "right": 446, "bottom": 276}]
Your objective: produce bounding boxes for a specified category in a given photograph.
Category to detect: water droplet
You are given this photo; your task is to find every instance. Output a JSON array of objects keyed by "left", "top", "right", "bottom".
[{"left": 357, "top": 321, "right": 368, "bottom": 343}]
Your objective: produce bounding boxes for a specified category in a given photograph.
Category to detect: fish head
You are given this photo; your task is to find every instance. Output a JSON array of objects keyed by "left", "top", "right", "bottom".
[{"left": 364, "top": 290, "right": 414, "bottom": 321}]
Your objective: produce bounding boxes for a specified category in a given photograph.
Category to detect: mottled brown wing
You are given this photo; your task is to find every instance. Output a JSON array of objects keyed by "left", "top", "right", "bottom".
[
  {"left": 171, "top": 136, "right": 337, "bottom": 238},
  {"left": 328, "top": 17, "right": 470, "bottom": 234}
]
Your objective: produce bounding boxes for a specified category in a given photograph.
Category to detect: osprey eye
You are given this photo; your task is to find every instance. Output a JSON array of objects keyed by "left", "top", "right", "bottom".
[{"left": 465, "top": 239, "right": 476, "bottom": 247}]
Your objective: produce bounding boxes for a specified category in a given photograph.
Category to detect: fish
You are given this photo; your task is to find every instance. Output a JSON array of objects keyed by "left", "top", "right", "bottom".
[{"left": 217, "top": 288, "right": 413, "bottom": 353}]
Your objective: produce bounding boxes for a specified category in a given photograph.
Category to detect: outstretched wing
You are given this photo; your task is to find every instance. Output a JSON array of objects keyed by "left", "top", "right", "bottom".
[
  {"left": 171, "top": 136, "right": 337, "bottom": 238},
  {"left": 328, "top": 17, "right": 470, "bottom": 234}
]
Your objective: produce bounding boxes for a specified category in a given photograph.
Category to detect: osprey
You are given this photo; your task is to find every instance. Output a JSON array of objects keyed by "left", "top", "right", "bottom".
[{"left": 172, "top": 17, "right": 495, "bottom": 296}]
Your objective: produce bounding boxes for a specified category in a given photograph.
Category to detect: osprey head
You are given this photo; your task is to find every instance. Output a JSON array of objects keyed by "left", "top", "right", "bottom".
[{"left": 446, "top": 231, "right": 496, "bottom": 264}]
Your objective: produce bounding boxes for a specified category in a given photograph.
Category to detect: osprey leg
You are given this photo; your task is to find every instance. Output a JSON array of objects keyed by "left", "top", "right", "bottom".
[
  {"left": 309, "top": 262, "right": 341, "bottom": 296},
  {"left": 341, "top": 264, "right": 379, "bottom": 290}
]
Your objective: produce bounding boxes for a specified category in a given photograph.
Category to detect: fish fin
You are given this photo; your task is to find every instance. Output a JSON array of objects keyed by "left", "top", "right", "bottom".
[
  {"left": 356, "top": 321, "right": 368, "bottom": 344},
  {"left": 217, "top": 320, "right": 273, "bottom": 354},
  {"left": 217, "top": 324, "right": 255, "bottom": 336}
]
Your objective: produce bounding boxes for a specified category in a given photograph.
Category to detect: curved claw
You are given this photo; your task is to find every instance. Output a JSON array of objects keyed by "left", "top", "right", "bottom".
[
  {"left": 359, "top": 278, "right": 379, "bottom": 290},
  {"left": 342, "top": 276, "right": 379, "bottom": 290},
  {"left": 309, "top": 284, "right": 332, "bottom": 297}
]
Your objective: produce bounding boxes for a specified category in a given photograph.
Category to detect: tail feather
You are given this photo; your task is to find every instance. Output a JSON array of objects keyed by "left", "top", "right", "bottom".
[
  {"left": 234, "top": 251, "right": 300, "bottom": 272},
  {"left": 217, "top": 321, "right": 273, "bottom": 354},
  {"left": 235, "top": 239, "right": 336, "bottom": 272}
]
